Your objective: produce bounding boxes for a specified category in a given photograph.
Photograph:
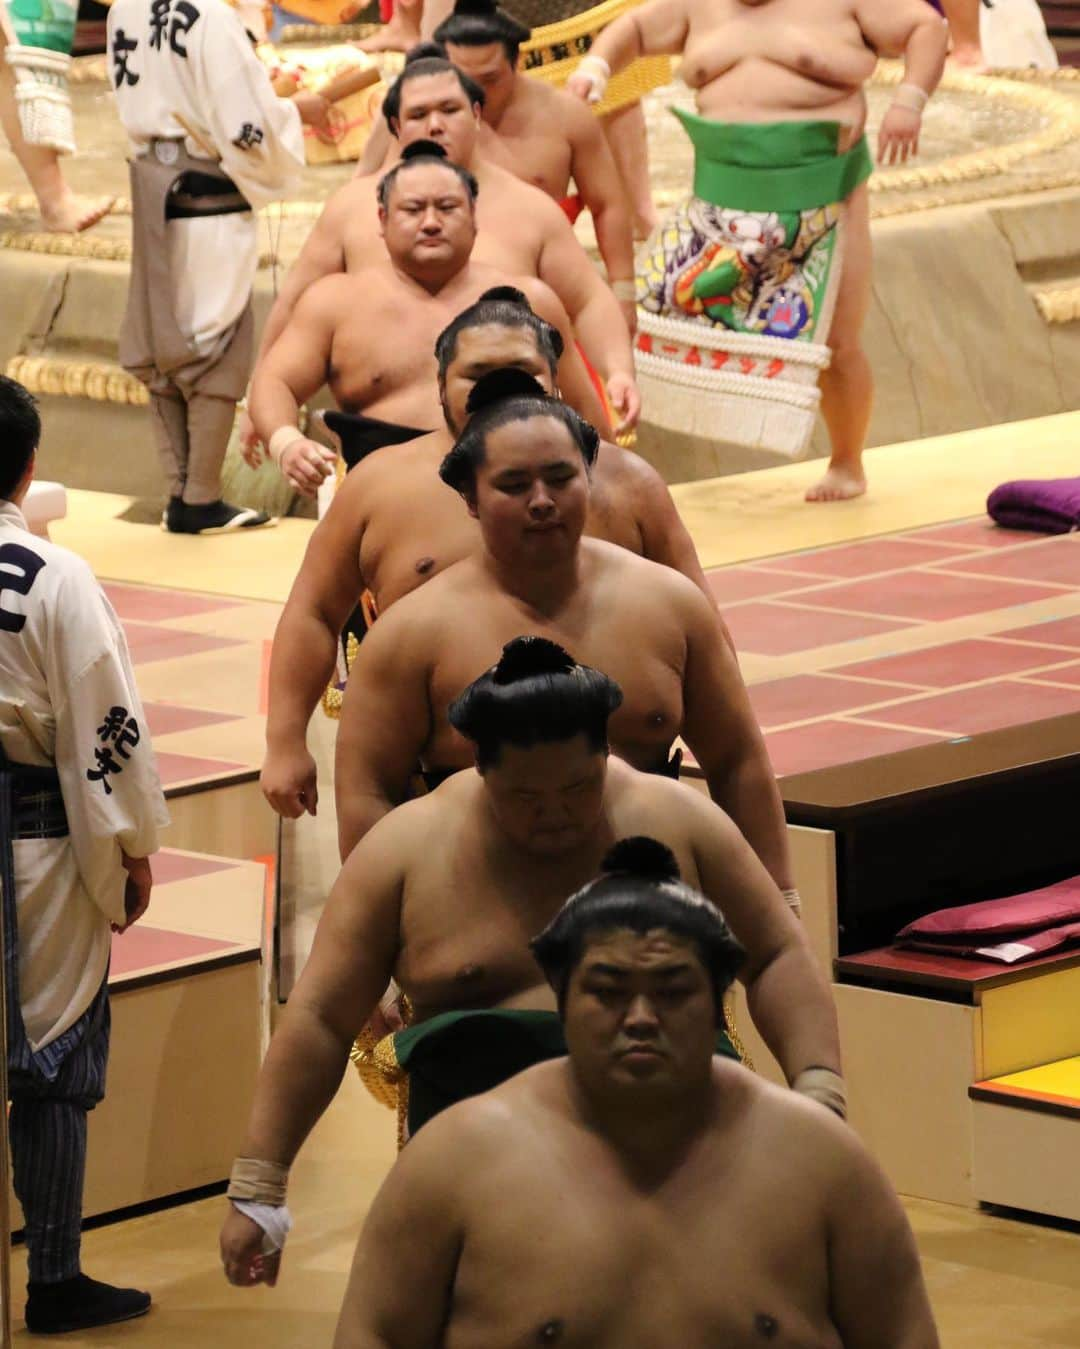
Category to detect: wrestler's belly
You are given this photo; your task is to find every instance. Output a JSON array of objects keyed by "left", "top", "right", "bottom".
[
  {"left": 405, "top": 979, "right": 557, "bottom": 1023},
  {"left": 421, "top": 727, "right": 677, "bottom": 779},
  {"left": 693, "top": 63, "right": 868, "bottom": 141},
  {"left": 478, "top": 125, "right": 573, "bottom": 201},
  {"left": 330, "top": 377, "right": 444, "bottom": 432}
]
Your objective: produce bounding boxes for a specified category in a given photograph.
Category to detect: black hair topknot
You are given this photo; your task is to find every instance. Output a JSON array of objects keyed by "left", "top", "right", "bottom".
[
  {"left": 601, "top": 838, "right": 682, "bottom": 883},
  {"left": 493, "top": 636, "right": 576, "bottom": 686},
  {"left": 454, "top": 0, "right": 497, "bottom": 12},
  {"left": 477, "top": 285, "right": 528, "bottom": 306},
  {"left": 405, "top": 39, "right": 448, "bottom": 63},
  {"left": 400, "top": 138, "right": 448, "bottom": 162},
  {"left": 465, "top": 368, "right": 548, "bottom": 417},
  {"left": 434, "top": 0, "right": 531, "bottom": 56}
]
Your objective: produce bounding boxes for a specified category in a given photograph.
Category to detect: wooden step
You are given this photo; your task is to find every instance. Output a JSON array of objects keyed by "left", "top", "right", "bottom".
[{"left": 971, "top": 1057, "right": 1080, "bottom": 1222}]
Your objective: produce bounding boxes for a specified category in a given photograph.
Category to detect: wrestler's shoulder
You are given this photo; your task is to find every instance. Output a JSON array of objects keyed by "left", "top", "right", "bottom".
[
  {"left": 364, "top": 558, "right": 483, "bottom": 634},
  {"left": 584, "top": 535, "right": 701, "bottom": 595}
]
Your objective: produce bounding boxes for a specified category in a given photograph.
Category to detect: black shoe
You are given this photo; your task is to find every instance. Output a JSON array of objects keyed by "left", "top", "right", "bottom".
[
  {"left": 161, "top": 495, "right": 185, "bottom": 532},
  {"left": 25, "top": 1273, "right": 151, "bottom": 1334},
  {"left": 163, "top": 498, "right": 276, "bottom": 535}
]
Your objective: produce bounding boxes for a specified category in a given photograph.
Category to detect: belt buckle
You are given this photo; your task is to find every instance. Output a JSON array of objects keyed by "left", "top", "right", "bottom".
[{"left": 154, "top": 141, "right": 180, "bottom": 166}]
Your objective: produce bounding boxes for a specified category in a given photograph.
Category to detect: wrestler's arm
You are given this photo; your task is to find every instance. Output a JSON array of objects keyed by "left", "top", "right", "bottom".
[
  {"left": 261, "top": 475, "right": 371, "bottom": 818},
  {"left": 334, "top": 1110, "right": 467, "bottom": 1349},
  {"left": 249, "top": 281, "right": 340, "bottom": 492},
  {"left": 221, "top": 815, "right": 408, "bottom": 1288},
  {"left": 686, "top": 789, "right": 841, "bottom": 1084},
  {"left": 334, "top": 599, "right": 434, "bottom": 859},
  {"left": 614, "top": 447, "right": 724, "bottom": 608},
  {"left": 533, "top": 205, "right": 640, "bottom": 432},
  {"left": 824, "top": 1124, "right": 940, "bottom": 1347},
  {"left": 677, "top": 582, "right": 794, "bottom": 891},
  {"left": 519, "top": 278, "right": 613, "bottom": 436},
  {"left": 569, "top": 0, "right": 689, "bottom": 84},
  {"left": 562, "top": 98, "right": 636, "bottom": 322},
  {"left": 858, "top": 0, "right": 948, "bottom": 163}
]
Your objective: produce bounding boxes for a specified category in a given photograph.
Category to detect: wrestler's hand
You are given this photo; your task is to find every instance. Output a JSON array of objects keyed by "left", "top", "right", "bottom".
[
  {"left": 115, "top": 853, "right": 152, "bottom": 934},
  {"left": 279, "top": 437, "right": 337, "bottom": 497},
  {"left": 606, "top": 371, "right": 641, "bottom": 435},
  {"left": 262, "top": 743, "right": 319, "bottom": 818},
  {"left": 239, "top": 409, "right": 264, "bottom": 470},
  {"left": 292, "top": 90, "right": 335, "bottom": 143},
  {"left": 567, "top": 64, "right": 607, "bottom": 105},
  {"left": 220, "top": 1206, "right": 282, "bottom": 1288},
  {"left": 877, "top": 105, "right": 922, "bottom": 165}
]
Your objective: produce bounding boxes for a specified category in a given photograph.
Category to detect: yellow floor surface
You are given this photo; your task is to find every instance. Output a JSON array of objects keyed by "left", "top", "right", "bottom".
[{"left": 51, "top": 411, "right": 1080, "bottom": 602}]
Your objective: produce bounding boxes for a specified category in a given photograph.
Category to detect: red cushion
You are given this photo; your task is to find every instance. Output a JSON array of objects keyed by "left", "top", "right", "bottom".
[{"left": 896, "top": 875, "right": 1080, "bottom": 942}]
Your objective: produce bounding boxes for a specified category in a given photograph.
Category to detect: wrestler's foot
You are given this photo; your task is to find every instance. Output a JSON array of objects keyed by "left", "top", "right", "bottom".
[
  {"left": 805, "top": 465, "right": 867, "bottom": 503},
  {"left": 25, "top": 1273, "right": 151, "bottom": 1334},
  {"left": 353, "top": 13, "right": 420, "bottom": 52},
  {"left": 40, "top": 192, "right": 115, "bottom": 234},
  {"left": 163, "top": 499, "right": 277, "bottom": 534},
  {"left": 947, "top": 44, "right": 986, "bottom": 72}
]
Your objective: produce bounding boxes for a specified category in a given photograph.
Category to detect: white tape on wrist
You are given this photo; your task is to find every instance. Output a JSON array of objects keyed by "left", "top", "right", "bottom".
[
  {"left": 577, "top": 54, "right": 610, "bottom": 104},
  {"left": 781, "top": 887, "right": 802, "bottom": 918},
  {"left": 611, "top": 279, "right": 637, "bottom": 302},
  {"left": 231, "top": 1200, "right": 294, "bottom": 1254},
  {"left": 268, "top": 425, "right": 306, "bottom": 467},
  {"left": 792, "top": 1067, "right": 847, "bottom": 1120},
  {"left": 892, "top": 82, "right": 929, "bottom": 113}
]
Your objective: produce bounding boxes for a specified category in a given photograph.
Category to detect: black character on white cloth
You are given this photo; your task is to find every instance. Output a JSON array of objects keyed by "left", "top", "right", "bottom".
[
  {"left": 149, "top": 0, "right": 201, "bottom": 58},
  {"left": 111, "top": 29, "right": 141, "bottom": 87},
  {"left": 232, "top": 123, "right": 265, "bottom": 151},
  {"left": 87, "top": 706, "right": 142, "bottom": 794}
]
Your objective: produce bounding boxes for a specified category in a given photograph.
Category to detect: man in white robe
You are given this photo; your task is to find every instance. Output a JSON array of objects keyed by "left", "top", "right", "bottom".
[
  {"left": 0, "top": 375, "right": 169, "bottom": 1333},
  {"left": 106, "top": 0, "right": 322, "bottom": 534}
]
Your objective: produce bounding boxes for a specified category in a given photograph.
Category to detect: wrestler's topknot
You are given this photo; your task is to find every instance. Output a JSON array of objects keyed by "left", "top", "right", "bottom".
[
  {"left": 477, "top": 285, "right": 529, "bottom": 306},
  {"left": 404, "top": 39, "right": 449, "bottom": 63},
  {"left": 531, "top": 836, "right": 746, "bottom": 1021},
  {"left": 493, "top": 636, "right": 576, "bottom": 685},
  {"left": 435, "top": 294, "right": 563, "bottom": 398},
  {"left": 434, "top": 0, "right": 531, "bottom": 56},
  {"left": 465, "top": 368, "right": 548, "bottom": 416},
  {"left": 400, "top": 138, "right": 449, "bottom": 162},
  {"left": 601, "top": 838, "right": 681, "bottom": 884}
]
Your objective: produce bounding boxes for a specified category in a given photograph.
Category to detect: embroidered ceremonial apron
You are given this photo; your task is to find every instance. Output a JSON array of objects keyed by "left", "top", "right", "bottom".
[
  {"left": 635, "top": 112, "right": 873, "bottom": 458},
  {"left": 120, "top": 138, "right": 254, "bottom": 398}
]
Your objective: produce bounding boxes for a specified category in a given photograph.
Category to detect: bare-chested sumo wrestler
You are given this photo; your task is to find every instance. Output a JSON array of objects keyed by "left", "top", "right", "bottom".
[
  {"left": 334, "top": 378, "right": 793, "bottom": 893},
  {"left": 332, "top": 837, "right": 938, "bottom": 1349},
  {"left": 243, "top": 52, "right": 639, "bottom": 448},
  {"left": 569, "top": 0, "right": 948, "bottom": 501},
  {"left": 430, "top": 2, "right": 637, "bottom": 325},
  {"left": 220, "top": 642, "right": 843, "bottom": 1288},
  {"left": 247, "top": 144, "right": 609, "bottom": 493},
  {"left": 261, "top": 292, "right": 715, "bottom": 825}
]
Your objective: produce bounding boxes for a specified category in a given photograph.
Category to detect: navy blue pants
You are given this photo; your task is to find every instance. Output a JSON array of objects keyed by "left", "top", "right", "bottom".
[{"left": 7, "top": 986, "right": 110, "bottom": 1284}]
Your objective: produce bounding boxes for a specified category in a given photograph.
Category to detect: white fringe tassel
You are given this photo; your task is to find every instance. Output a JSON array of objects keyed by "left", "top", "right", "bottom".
[
  {"left": 5, "top": 45, "right": 75, "bottom": 154},
  {"left": 636, "top": 310, "right": 831, "bottom": 460}
]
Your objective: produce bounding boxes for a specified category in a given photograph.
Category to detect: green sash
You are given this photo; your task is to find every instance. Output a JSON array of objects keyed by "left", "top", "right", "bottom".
[
  {"left": 8, "top": 0, "right": 77, "bottom": 54},
  {"left": 673, "top": 108, "right": 873, "bottom": 213}
]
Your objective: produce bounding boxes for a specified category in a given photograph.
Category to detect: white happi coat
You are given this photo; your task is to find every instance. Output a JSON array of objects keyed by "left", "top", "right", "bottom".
[
  {"left": 0, "top": 500, "right": 168, "bottom": 1051},
  {"left": 106, "top": 0, "right": 305, "bottom": 356}
]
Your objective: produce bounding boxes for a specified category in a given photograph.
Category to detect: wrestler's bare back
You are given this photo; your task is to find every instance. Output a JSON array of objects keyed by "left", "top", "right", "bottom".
[
  {"left": 389, "top": 762, "right": 707, "bottom": 1019},
  {"left": 676, "top": 0, "right": 917, "bottom": 135},
  {"left": 365, "top": 540, "right": 696, "bottom": 772},
  {"left": 340, "top": 1061, "right": 861, "bottom": 1349}
]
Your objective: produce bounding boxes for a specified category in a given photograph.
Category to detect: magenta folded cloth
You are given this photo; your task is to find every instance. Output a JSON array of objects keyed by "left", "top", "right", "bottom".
[
  {"left": 896, "top": 875, "right": 1080, "bottom": 943},
  {"left": 986, "top": 477, "right": 1080, "bottom": 534}
]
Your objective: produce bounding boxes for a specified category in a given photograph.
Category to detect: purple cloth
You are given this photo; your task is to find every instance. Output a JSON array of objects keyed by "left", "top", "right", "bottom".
[{"left": 986, "top": 476, "right": 1080, "bottom": 534}]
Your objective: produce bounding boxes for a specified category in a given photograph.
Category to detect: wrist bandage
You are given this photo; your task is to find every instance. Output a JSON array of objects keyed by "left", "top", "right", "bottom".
[
  {"left": 611, "top": 279, "right": 637, "bottom": 302},
  {"left": 268, "top": 425, "right": 306, "bottom": 467},
  {"left": 792, "top": 1067, "right": 847, "bottom": 1120},
  {"left": 892, "top": 82, "right": 929, "bottom": 113},
  {"left": 231, "top": 1200, "right": 294, "bottom": 1254},
  {"left": 227, "top": 1156, "right": 289, "bottom": 1206},
  {"left": 781, "top": 887, "right": 802, "bottom": 918},
  {"left": 576, "top": 54, "right": 610, "bottom": 104}
]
